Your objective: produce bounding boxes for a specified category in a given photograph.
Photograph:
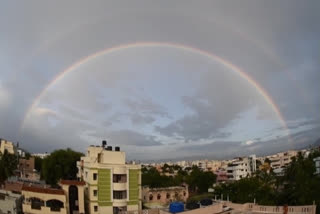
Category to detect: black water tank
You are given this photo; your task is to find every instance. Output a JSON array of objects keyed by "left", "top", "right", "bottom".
[
  {"left": 106, "top": 146, "right": 112, "bottom": 151},
  {"left": 102, "top": 140, "right": 107, "bottom": 147},
  {"left": 186, "top": 201, "right": 200, "bottom": 210},
  {"left": 200, "top": 198, "right": 213, "bottom": 206},
  {"left": 115, "top": 146, "right": 120, "bottom": 151}
]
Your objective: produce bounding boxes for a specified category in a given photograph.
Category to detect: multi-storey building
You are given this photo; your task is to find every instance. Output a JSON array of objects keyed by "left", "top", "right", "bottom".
[
  {"left": 207, "top": 160, "right": 222, "bottom": 172},
  {"left": 266, "top": 150, "right": 297, "bottom": 169},
  {"left": 226, "top": 155, "right": 256, "bottom": 181},
  {"left": 18, "top": 157, "right": 40, "bottom": 181},
  {"left": 0, "top": 138, "right": 17, "bottom": 155},
  {"left": 77, "top": 142, "right": 141, "bottom": 214}
]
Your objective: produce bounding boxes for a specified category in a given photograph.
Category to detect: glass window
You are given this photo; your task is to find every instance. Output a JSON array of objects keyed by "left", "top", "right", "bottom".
[{"left": 93, "top": 173, "right": 97, "bottom": 180}]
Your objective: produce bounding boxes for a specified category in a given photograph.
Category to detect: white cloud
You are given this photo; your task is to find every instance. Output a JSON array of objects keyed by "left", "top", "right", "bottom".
[{"left": 241, "top": 140, "right": 255, "bottom": 146}]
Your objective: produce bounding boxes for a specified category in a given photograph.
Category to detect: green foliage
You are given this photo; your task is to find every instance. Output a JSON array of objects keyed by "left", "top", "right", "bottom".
[
  {"left": 142, "top": 165, "right": 216, "bottom": 194},
  {"left": 188, "top": 193, "right": 214, "bottom": 202},
  {"left": 278, "top": 152, "right": 320, "bottom": 207},
  {"left": 24, "top": 152, "right": 31, "bottom": 159},
  {"left": 142, "top": 167, "right": 179, "bottom": 187},
  {"left": 186, "top": 166, "right": 217, "bottom": 193},
  {"left": 0, "top": 150, "right": 18, "bottom": 183},
  {"left": 41, "top": 148, "right": 83, "bottom": 185},
  {"left": 34, "top": 156, "right": 43, "bottom": 172}
]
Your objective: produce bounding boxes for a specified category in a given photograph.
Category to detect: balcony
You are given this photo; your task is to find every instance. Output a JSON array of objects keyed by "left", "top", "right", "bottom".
[
  {"left": 113, "top": 190, "right": 127, "bottom": 204},
  {"left": 113, "top": 182, "right": 127, "bottom": 191}
]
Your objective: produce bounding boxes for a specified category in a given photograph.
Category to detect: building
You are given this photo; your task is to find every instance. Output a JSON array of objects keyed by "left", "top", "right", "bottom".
[
  {"left": 314, "top": 156, "right": 320, "bottom": 175},
  {"left": 265, "top": 150, "right": 297, "bottom": 170},
  {"left": 0, "top": 181, "right": 24, "bottom": 214},
  {"left": 21, "top": 180, "right": 85, "bottom": 214},
  {"left": 77, "top": 142, "right": 142, "bottom": 214},
  {"left": 226, "top": 155, "right": 256, "bottom": 181},
  {"left": 32, "top": 153, "right": 49, "bottom": 159},
  {"left": 215, "top": 170, "right": 228, "bottom": 183},
  {"left": 207, "top": 161, "right": 222, "bottom": 172},
  {"left": 18, "top": 157, "right": 40, "bottom": 181},
  {"left": 142, "top": 186, "right": 188, "bottom": 208},
  {"left": 0, "top": 189, "right": 23, "bottom": 214},
  {"left": 0, "top": 138, "right": 17, "bottom": 155}
]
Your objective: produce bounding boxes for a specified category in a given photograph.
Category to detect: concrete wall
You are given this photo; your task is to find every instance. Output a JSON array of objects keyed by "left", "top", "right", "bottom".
[
  {"left": 142, "top": 186, "right": 189, "bottom": 205},
  {"left": 22, "top": 203, "right": 67, "bottom": 214},
  {"left": 0, "top": 190, "right": 22, "bottom": 214},
  {"left": 224, "top": 202, "right": 316, "bottom": 214}
]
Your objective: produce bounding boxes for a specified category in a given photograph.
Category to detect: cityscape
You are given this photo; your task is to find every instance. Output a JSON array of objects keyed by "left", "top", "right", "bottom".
[
  {"left": 0, "top": 138, "right": 320, "bottom": 214},
  {"left": 1, "top": 1, "right": 320, "bottom": 214}
]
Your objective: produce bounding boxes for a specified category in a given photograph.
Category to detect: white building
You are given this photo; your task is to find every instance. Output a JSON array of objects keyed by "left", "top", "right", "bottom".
[
  {"left": 77, "top": 142, "right": 141, "bottom": 214},
  {"left": 264, "top": 150, "right": 297, "bottom": 169},
  {"left": 32, "top": 153, "right": 49, "bottom": 159},
  {"left": 227, "top": 155, "right": 256, "bottom": 181},
  {"left": 0, "top": 139, "right": 17, "bottom": 155}
]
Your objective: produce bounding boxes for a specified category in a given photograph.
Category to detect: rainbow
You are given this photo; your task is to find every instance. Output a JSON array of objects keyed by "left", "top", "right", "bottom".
[{"left": 21, "top": 42, "right": 290, "bottom": 137}]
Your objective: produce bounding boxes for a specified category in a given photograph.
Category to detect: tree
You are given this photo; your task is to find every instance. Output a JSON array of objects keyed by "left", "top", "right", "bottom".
[
  {"left": 278, "top": 152, "right": 320, "bottom": 208},
  {"left": 186, "top": 166, "right": 216, "bottom": 193},
  {"left": 41, "top": 148, "right": 83, "bottom": 185},
  {"left": 0, "top": 150, "right": 18, "bottom": 183},
  {"left": 34, "top": 156, "right": 43, "bottom": 172}
]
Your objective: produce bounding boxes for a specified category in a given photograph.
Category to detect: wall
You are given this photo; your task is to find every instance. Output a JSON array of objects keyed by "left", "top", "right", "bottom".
[
  {"left": 142, "top": 186, "right": 189, "bottom": 205},
  {"left": 0, "top": 190, "right": 22, "bottom": 214},
  {"left": 224, "top": 202, "right": 316, "bottom": 214}
]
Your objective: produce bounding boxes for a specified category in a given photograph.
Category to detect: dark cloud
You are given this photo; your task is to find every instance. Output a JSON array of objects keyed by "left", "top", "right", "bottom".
[
  {"left": 88, "top": 129, "right": 162, "bottom": 147},
  {"left": 0, "top": 0, "right": 319, "bottom": 160},
  {"left": 155, "top": 69, "right": 262, "bottom": 141}
]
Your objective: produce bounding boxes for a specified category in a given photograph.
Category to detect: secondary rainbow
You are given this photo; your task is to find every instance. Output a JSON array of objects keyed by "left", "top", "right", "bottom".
[{"left": 21, "top": 42, "right": 290, "bottom": 136}]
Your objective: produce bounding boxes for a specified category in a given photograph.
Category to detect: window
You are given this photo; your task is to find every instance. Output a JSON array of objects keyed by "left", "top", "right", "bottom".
[
  {"left": 183, "top": 191, "right": 186, "bottom": 196},
  {"left": 166, "top": 193, "right": 170, "bottom": 199},
  {"left": 85, "top": 171, "right": 88, "bottom": 178},
  {"left": 94, "top": 205, "right": 98, "bottom": 212},
  {"left": 93, "top": 190, "right": 98, "bottom": 197},
  {"left": 149, "top": 194, "right": 153, "bottom": 201},
  {"left": 157, "top": 194, "right": 161, "bottom": 200},
  {"left": 113, "top": 174, "right": 127, "bottom": 183},
  {"left": 93, "top": 173, "right": 97, "bottom": 180},
  {"left": 113, "top": 191, "right": 127, "bottom": 199}
]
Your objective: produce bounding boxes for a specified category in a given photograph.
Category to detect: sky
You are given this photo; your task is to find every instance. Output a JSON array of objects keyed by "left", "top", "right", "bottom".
[{"left": 0, "top": 1, "right": 319, "bottom": 161}]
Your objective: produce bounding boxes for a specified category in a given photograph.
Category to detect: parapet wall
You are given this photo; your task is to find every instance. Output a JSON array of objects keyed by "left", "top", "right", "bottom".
[{"left": 224, "top": 201, "right": 316, "bottom": 214}]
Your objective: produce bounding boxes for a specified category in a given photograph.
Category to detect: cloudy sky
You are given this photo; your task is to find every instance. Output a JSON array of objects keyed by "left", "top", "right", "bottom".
[{"left": 0, "top": 1, "right": 319, "bottom": 161}]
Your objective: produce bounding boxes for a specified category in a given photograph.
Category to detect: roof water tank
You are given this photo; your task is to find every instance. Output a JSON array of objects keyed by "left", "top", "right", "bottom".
[{"left": 169, "top": 202, "right": 184, "bottom": 213}]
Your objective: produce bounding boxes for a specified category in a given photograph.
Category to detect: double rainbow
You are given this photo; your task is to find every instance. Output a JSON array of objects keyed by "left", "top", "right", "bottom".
[{"left": 21, "top": 42, "right": 289, "bottom": 138}]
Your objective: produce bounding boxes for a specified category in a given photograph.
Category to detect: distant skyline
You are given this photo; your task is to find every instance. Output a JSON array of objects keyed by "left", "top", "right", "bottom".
[{"left": 0, "top": 1, "right": 319, "bottom": 160}]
